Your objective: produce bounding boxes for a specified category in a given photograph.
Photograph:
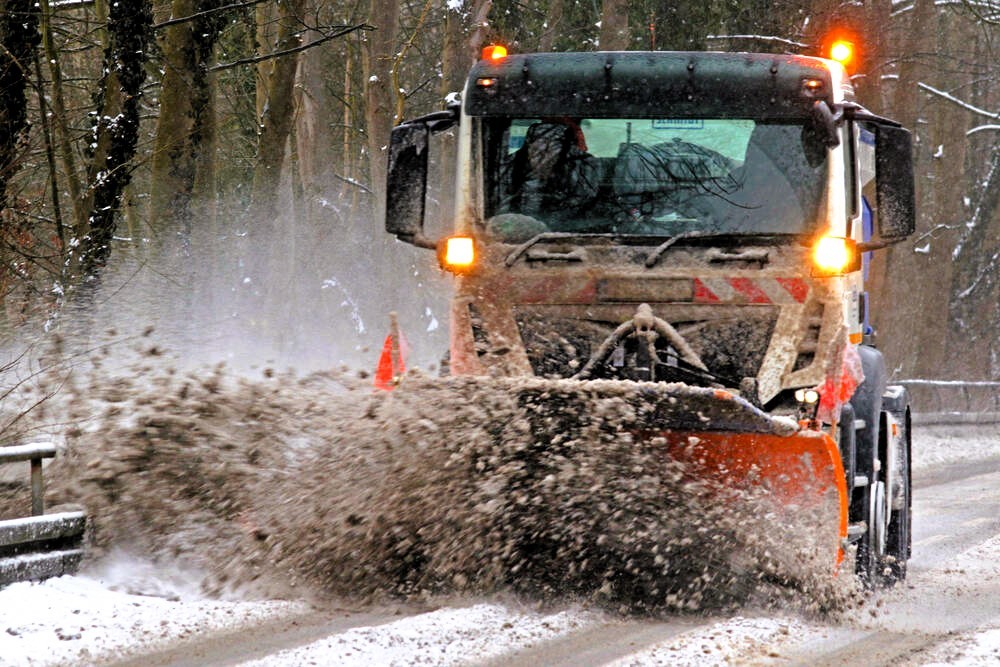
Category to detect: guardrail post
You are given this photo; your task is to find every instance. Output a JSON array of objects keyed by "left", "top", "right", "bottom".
[{"left": 31, "top": 457, "right": 44, "bottom": 516}]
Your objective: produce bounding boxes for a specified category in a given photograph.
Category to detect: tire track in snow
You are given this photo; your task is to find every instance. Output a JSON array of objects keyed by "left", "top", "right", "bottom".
[{"left": 234, "top": 603, "right": 603, "bottom": 667}]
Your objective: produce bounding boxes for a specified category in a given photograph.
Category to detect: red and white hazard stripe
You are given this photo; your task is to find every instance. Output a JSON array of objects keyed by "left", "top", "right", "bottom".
[{"left": 693, "top": 277, "right": 809, "bottom": 304}]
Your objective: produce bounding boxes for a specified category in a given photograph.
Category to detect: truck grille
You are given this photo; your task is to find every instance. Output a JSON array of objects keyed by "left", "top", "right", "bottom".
[{"left": 515, "top": 307, "right": 778, "bottom": 386}]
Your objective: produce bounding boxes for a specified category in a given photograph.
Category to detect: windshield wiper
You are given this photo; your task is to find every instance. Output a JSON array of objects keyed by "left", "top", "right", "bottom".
[
  {"left": 504, "top": 232, "right": 606, "bottom": 266},
  {"left": 645, "top": 232, "right": 727, "bottom": 268},
  {"left": 644, "top": 232, "right": 785, "bottom": 268}
]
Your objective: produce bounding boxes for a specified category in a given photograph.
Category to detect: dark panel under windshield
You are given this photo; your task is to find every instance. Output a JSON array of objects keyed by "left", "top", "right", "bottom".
[{"left": 482, "top": 117, "right": 828, "bottom": 243}]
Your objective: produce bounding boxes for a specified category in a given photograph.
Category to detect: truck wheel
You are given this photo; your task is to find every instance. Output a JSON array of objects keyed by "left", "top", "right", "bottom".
[
  {"left": 838, "top": 403, "right": 857, "bottom": 498},
  {"left": 853, "top": 478, "right": 880, "bottom": 586},
  {"left": 879, "top": 390, "right": 912, "bottom": 584},
  {"left": 849, "top": 346, "right": 886, "bottom": 587},
  {"left": 879, "top": 440, "right": 909, "bottom": 583}
]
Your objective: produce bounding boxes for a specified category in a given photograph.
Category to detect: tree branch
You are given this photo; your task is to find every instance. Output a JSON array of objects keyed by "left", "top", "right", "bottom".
[
  {"left": 153, "top": 0, "right": 269, "bottom": 30},
  {"left": 210, "top": 23, "right": 373, "bottom": 72},
  {"left": 918, "top": 82, "right": 1000, "bottom": 120}
]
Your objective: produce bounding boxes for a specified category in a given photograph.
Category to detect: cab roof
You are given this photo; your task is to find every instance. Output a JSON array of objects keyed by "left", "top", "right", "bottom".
[{"left": 465, "top": 51, "right": 842, "bottom": 119}]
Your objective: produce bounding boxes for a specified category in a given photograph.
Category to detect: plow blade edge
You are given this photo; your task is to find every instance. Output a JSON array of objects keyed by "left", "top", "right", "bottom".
[{"left": 515, "top": 379, "right": 849, "bottom": 566}]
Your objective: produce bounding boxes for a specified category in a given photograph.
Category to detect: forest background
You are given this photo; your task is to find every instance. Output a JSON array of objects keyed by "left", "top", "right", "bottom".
[{"left": 0, "top": 0, "right": 998, "bottom": 381}]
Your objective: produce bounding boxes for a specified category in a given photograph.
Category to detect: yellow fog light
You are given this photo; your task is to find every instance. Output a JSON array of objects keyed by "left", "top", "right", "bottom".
[
  {"left": 812, "top": 235, "right": 860, "bottom": 276},
  {"left": 439, "top": 236, "right": 476, "bottom": 273}
]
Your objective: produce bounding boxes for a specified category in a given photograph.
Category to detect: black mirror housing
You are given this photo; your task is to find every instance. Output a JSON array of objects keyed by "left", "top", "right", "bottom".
[
  {"left": 874, "top": 124, "right": 916, "bottom": 243},
  {"left": 385, "top": 123, "right": 433, "bottom": 247},
  {"left": 384, "top": 107, "right": 460, "bottom": 249}
]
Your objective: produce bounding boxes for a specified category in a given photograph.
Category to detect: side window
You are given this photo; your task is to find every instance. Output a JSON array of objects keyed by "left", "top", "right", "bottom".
[{"left": 856, "top": 123, "right": 878, "bottom": 243}]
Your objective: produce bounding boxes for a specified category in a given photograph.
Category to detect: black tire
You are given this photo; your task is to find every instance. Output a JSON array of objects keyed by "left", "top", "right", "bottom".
[
  {"left": 838, "top": 402, "right": 857, "bottom": 498},
  {"left": 880, "top": 390, "right": 912, "bottom": 584},
  {"left": 849, "top": 346, "right": 886, "bottom": 586}
]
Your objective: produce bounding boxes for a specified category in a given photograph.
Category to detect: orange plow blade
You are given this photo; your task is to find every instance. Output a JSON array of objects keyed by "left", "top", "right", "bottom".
[
  {"left": 516, "top": 379, "right": 850, "bottom": 570},
  {"left": 655, "top": 429, "right": 848, "bottom": 568}
]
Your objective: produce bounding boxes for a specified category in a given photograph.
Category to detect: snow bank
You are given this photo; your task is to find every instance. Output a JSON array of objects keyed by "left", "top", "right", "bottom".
[
  {"left": 912, "top": 425, "right": 1000, "bottom": 471},
  {"left": 0, "top": 572, "right": 306, "bottom": 667}
]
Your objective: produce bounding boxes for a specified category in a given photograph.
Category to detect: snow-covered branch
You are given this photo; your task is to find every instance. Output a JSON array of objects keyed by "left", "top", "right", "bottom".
[
  {"left": 918, "top": 82, "right": 1000, "bottom": 121},
  {"left": 892, "top": 0, "right": 999, "bottom": 20},
  {"left": 704, "top": 34, "right": 809, "bottom": 48},
  {"left": 968, "top": 125, "right": 1000, "bottom": 136}
]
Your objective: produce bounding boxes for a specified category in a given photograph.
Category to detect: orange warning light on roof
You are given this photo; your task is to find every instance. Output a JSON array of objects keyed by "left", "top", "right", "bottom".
[
  {"left": 828, "top": 40, "right": 855, "bottom": 67},
  {"left": 482, "top": 44, "right": 508, "bottom": 61}
]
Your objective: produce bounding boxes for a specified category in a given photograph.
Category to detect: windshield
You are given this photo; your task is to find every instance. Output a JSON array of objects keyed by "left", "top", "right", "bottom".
[{"left": 481, "top": 117, "right": 828, "bottom": 242}]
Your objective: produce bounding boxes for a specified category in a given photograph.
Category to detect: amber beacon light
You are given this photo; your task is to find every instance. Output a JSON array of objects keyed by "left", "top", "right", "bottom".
[
  {"left": 828, "top": 39, "right": 855, "bottom": 67},
  {"left": 482, "top": 44, "right": 508, "bottom": 61}
]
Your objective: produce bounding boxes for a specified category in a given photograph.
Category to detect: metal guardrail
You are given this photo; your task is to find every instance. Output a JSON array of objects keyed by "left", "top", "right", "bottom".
[
  {"left": 0, "top": 442, "right": 86, "bottom": 586},
  {"left": 1, "top": 442, "right": 58, "bottom": 516},
  {"left": 897, "top": 380, "right": 1000, "bottom": 425}
]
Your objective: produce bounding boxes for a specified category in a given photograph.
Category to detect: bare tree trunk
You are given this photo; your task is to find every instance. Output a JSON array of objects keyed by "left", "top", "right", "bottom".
[
  {"left": 864, "top": 0, "right": 934, "bottom": 378},
  {"left": 149, "top": 0, "right": 223, "bottom": 239},
  {"left": 255, "top": 0, "right": 276, "bottom": 123},
  {"left": 70, "top": 0, "right": 153, "bottom": 284},
  {"left": 913, "top": 14, "right": 969, "bottom": 377},
  {"left": 294, "top": 33, "right": 322, "bottom": 226},
  {"left": 948, "top": 136, "right": 1000, "bottom": 378},
  {"left": 0, "top": 0, "right": 40, "bottom": 213},
  {"left": 0, "top": 0, "right": 39, "bottom": 331},
  {"left": 599, "top": 0, "right": 630, "bottom": 50},
  {"left": 363, "top": 0, "right": 400, "bottom": 214},
  {"left": 538, "top": 0, "right": 565, "bottom": 52},
  {"left": 441, "top": 0, "right": 492, "bottom": 100},
  {"left": 38, "top": 0, "right": 85, "bottom": 231},
  {"left": 250, "top": 0, "right": 306, "bottom": 222}
]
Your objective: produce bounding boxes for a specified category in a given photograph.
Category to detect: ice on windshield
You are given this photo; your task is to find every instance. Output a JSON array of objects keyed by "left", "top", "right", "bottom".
[{"left": 483, "top": 117, "right": 827, "bottom": 242}]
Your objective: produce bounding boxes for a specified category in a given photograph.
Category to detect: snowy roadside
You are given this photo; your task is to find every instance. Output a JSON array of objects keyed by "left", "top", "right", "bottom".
[
  {"left": 0, "top": 573, "right": 307, "bottom": 666},
  {"left": 911, "top": 425, "right": 1000, "bottom": 471}
]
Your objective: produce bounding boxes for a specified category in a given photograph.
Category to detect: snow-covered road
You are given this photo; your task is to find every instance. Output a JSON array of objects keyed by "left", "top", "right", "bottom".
[{"left": 1, "top": 425, "right": 999, "bottom": 666}]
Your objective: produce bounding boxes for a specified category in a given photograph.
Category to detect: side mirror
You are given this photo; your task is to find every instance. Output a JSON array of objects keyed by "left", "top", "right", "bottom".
[
  {"left": 385, "top": 108, "right": 460, "bottom": 249},
  {"left": 874, "top": 124, "right": 915, "bottom": 242},
  {"left": 385, "top": 123, "right": 433, "bottom": 248}
]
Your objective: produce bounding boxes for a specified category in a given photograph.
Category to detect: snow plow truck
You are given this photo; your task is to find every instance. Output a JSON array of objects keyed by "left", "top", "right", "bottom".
[{"left": 382, "top": 47, "right": 915, "bottom": 585}]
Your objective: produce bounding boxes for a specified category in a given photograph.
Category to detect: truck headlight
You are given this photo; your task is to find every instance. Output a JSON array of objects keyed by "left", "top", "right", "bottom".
[
  {"left": 439, "top": 236, "right": 476, "bottom": 273},
  {"left": 812, "top": 235, "right": 860, "bottom": 276}
]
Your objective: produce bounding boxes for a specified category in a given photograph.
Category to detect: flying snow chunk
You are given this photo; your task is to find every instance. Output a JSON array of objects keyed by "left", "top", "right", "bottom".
[
  {"left": 425, "top": 307, "right": 439, "bottom": 332},
  {"left": 915, "top": 244, "right": 930, "bottom": 254}
]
